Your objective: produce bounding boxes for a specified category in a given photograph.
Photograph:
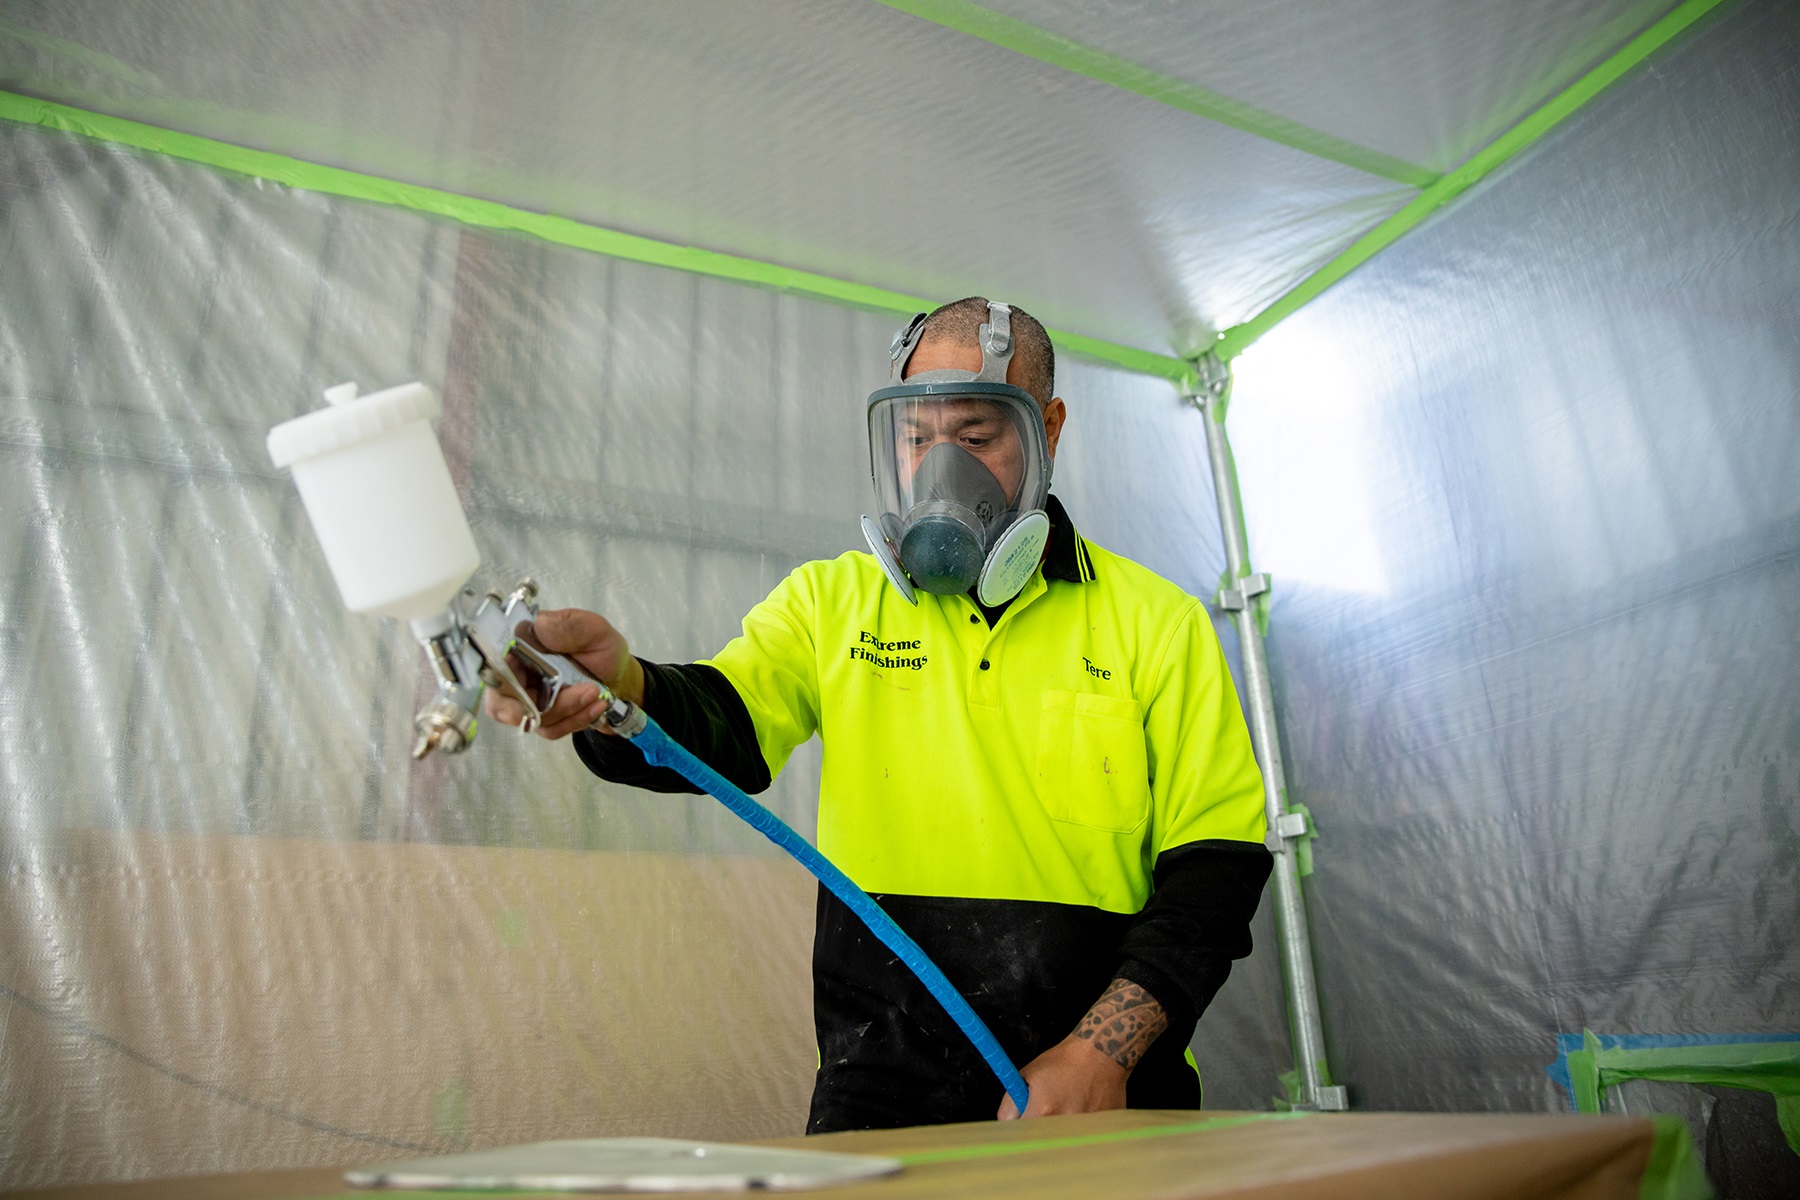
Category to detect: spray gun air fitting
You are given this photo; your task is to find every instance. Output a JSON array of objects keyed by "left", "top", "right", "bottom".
[{"left": 266, "top": 381, "right": 645, "bottom": 758}]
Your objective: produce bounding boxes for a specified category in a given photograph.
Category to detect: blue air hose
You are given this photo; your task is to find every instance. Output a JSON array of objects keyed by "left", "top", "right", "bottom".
[{"left": 629, "top": 715, "right": 1031, "bottom": 1114}]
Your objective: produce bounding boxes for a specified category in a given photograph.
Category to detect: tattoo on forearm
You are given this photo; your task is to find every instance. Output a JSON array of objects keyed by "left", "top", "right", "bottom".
[{"left": 1074, "top": 978, "right": 1169, "bottom": 1072}]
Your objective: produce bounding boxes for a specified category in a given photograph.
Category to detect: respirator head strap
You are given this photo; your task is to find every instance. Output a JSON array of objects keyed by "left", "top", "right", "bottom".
[
  {"left": 975, "top": 302, "right": 1013, "bottom": 383},
  {"left": 889, "top": 312, "right": 929, "bottom": 383},
  {"left": 888, "top": 300, "right": 1018, "bottom": 387}
]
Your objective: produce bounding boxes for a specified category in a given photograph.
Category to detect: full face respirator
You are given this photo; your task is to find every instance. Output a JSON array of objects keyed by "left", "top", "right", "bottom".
[{"left": 862, "top": 301, "right": 1053, "bottom": 606}]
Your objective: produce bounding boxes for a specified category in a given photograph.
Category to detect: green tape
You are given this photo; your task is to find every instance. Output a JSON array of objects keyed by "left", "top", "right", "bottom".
[
  {"left": 1275, "top": 1067, "right": 1303, "bottom": 1111},
  {"left": 1288, "top": 802, "right": 1318, "bottom": 878},
  {"left": 875, "top": 0, "right": 1434, "bottom": 188},
  {"left": 0, "top": 90, "right": 1193, "bottom": 388},
  {"left": 1640, "top": 1115, "right": 1715, "bottom": 1200},
  {"left": 1570, "top": 1030, "right": 1800, "bottom": 1156},
  {"left": 1567, "top": 1040, "right": 1604, "bottom": 1114},
  {"left": 897, "top": 1110, "right": 1310, "bottom": 1165},
  {"left": 1211, "top": 0, "right": 1730, "bottom": 362},
  {"left": 1273, "top": 1060, "right": 1335, "bottom": 1111},
  {"left": 1052, "top": 326, "right": 1197, "bottom": 390}
]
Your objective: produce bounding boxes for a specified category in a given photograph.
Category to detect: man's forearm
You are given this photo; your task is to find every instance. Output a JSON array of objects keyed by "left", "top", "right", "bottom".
[
  {"left": 1073, "top": 977, "right": 1169, "bottom": 1072},
  {"left": 1113, "top": 839, "right": 1275, "bottom": 1034},
  {"left": 573, "top": 659, "right": 771, "bottom": 795},
  {"left": 1001, "top": 975, "right": 1169, "bottom": 1118}
]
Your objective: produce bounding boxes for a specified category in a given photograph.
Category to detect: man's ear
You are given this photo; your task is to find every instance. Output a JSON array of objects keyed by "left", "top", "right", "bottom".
[{"left": 1043, "top": 398, "right": 1067, "bottom": 460}]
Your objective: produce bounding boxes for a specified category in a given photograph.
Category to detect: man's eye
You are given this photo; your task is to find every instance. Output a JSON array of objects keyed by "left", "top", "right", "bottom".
[{"left": 962, "top": 436, "right": 992, "bottom": 448}]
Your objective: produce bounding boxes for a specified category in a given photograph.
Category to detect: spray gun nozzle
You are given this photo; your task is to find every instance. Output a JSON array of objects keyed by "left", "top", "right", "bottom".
[{"left": 411, "top": 699, "right": 478, "bottom": 758}]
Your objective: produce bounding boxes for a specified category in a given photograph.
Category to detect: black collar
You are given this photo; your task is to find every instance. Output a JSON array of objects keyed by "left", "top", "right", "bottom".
[{"left": 1042, "top": 494, "right": 1096, "bottom": 585}]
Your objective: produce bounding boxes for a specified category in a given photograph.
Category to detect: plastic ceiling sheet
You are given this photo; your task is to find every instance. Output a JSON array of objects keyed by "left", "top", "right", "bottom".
[
  {"left": 0, "top": 118, "right": 1230, "bottom": 1186},
  {"left": 979, "top": 0, "right": 1677, "bottom": 175},
  {"left": 2, "top": 0, "right": 1423, "bottom": 359},
  {"left": 1223, "top": 0, "right": 1798, "bottom": 1132}
]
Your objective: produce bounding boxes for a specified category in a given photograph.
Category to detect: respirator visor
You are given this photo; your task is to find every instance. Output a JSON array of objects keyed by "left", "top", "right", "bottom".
[{"left": 866, "top": 382, "right": 1052, "bottom": 600}]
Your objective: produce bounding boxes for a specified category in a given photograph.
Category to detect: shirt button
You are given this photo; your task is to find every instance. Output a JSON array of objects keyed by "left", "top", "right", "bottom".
[{"left": 979, "top": 660, "right": 991, "bottom": 670}]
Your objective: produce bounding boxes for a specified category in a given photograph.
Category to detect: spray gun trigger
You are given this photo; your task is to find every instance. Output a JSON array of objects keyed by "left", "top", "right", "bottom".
[
  {"left": 507, "top": 639, "right": 576, "bottom": 713},
  {"left": 468, "top": 624, "right": 543, "bottom": 733},
  {"left": 410, "top": 578, "right": 633, "bottom": 755}
]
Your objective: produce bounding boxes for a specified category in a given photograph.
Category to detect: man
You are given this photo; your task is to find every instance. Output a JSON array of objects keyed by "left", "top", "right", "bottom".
[{"left": 488, "top": 297, "right": 1272, "bottom": 1132}]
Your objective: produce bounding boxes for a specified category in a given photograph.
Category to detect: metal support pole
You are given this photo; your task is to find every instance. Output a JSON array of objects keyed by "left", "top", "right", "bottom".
[{"left": 1190, "top": 353, "right": 1347, "bottom": 1112}]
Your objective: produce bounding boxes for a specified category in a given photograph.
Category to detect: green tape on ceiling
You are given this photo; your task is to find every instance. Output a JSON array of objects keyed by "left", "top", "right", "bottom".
[
  {"left": 0, "top": 91, "right": 1194, "bottom": 389},
  {"left": 876, "top": 0, "right": 1435, "bottom": 188},
  {"left": 1568, "top": 1031, "right": 1800, "bottom": 1156},
  {"left": 1210, "top": 0, "right": 1730, "bottom": 363},
  {"left": 1023, "top": 326, "right": 1195, "bottom": 389}
]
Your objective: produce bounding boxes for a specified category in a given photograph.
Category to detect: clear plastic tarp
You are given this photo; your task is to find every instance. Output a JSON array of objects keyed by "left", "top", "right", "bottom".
[
  {"left": 982, "top": 0, "right": 1675, "bottom": 174},
  {"left": 0, "top": 117, "right": 1225, "bottom": 1186},
  {"left": 2, "top": 0, "right": 1796, "bottom": 1191},
  {"left": 1224, "top": 0, "right": 1799, "bottom": 1145}
]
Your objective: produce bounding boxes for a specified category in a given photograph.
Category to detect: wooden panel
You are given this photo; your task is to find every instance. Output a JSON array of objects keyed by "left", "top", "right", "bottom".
[{"left": 10, "top": 1110, "right": 1658, "bottom": 1200}]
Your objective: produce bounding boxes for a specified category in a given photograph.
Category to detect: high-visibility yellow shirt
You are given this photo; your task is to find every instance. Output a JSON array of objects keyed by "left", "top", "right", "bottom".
[{"left": 703, "top": 519, "right": 1266, "bottom": 914}]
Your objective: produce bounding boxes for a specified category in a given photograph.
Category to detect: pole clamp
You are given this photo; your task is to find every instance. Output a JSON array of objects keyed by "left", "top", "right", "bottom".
[
  {"left": 1216, "top": 572, "right": 1270, "bottom": 611},
  {"left": 1263, "top": 808, "right": 1308, "bottom": 853},
  {"left": 1184, "top": 353, "right": 1231, "bottom": 414},
  {"left": 1194, "top": 351, "right": 1230, "bottom": 395},
  {"left": 1313, "top": 1086, "right": 1350, "bottom": 1111}
]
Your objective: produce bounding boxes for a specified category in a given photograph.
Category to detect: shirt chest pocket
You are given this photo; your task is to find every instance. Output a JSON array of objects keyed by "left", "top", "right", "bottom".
[{"left": 1034, "top": 690, "right": 1150, "bottom": 834}]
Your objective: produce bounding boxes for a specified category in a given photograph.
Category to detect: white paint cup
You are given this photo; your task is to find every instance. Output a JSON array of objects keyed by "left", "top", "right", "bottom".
[{"left": 268, "top": 381, "right": 480, "bottom": 623}]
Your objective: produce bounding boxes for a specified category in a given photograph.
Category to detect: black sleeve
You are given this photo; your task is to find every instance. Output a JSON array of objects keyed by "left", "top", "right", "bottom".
[
  {"left": 1113, "top": 839, "right": 1274, "bottom": 1031},
  {"left": 572, "top": 659, "right": 772, "bottom": 796}
]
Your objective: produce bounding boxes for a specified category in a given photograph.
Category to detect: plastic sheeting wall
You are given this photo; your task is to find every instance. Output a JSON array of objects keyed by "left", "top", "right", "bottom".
[
  {"left": 0, "top": 121, "right": 1231, "bottom": 1188},
  {"left": 1224, "top": 0, "right": 1798, "bottom": 1142}
]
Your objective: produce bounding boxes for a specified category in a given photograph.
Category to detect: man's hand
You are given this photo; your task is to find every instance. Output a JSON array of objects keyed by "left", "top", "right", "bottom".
[
  {"left": 998, "top": 977, "right": 1169, "bottom": 1119},
  {"left": 483, "top": 607, "right": 646, "bottom": 739}
]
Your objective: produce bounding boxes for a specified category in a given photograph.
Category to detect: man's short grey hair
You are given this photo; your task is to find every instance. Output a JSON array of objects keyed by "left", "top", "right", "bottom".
[{"left": 916, "top": 296, "right": 1055, "bottom": 408}]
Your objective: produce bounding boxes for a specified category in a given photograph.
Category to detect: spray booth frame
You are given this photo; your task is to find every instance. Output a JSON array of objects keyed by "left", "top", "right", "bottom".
[{"left": 2, "top": 0, "right": 1775, "bottom": 1127}]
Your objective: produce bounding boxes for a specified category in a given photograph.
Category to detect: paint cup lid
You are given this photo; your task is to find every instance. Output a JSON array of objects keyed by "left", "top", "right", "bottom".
[{"left": 267, "top": 381, "right": 439, "bottom": 468}]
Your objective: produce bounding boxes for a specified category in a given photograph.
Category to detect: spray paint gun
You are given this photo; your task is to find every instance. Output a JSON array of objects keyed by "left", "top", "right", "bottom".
[
  {"left": 409, "top": 577, "right": 645, "bottom": 758},
  {"left": 266, "top": 380, "right": 643, "bottom": 758}
]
